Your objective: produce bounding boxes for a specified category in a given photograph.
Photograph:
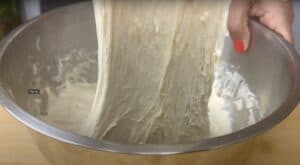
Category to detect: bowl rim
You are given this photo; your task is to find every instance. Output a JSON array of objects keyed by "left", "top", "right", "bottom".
[{"left": 0, "top": 2, "right": 299, "bottom": 155}]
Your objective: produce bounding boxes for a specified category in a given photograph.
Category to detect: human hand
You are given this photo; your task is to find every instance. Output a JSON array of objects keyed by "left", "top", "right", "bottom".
[{"left": 227, "top": 0, "right": 294, "bottom": 54}]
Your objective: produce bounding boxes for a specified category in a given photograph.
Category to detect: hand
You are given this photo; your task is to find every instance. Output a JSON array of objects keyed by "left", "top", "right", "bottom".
[{"left": 227, "top": 0, "right": 294, "bottom": 54}]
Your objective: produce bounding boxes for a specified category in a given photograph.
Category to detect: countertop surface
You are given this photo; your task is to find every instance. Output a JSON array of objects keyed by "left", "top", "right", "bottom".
[
  {"left": 0, "top": 107, "right": 50, "bottom": 165},
  {"left": 0, "top": 105, "right": 300, "bottom": 165}
]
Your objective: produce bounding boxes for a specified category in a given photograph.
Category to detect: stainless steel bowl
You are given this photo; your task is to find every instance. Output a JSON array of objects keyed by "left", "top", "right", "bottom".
[{"left": 0, "top": 2, "right": 299, "bottom": 165}]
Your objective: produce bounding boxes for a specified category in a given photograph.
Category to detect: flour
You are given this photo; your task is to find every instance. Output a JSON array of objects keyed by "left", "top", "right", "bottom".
[
  {"left": 40, "top": 83, "right": 96, "bottom": 136},
  {"left": 208, "top": 64, "right": 260, "bottom": 137},
  {"left": 26, "top": 49, "right": 97, "bottom": 135}
]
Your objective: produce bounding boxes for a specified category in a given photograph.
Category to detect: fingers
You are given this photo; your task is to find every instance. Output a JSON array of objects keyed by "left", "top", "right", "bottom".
[
  {"left": 228, "top": 0, "right": 294, "bottom": 53},
  {"left": 227, "top": 0, "right": 252, "bottom": 54},
  {"left": 260, "top": 17, "right": 294, "bottom": 43},
  {"left": 272, "top": 1, "right": 294, "bottom": 44},
  {"left": 250, "top": 3, "right": 265, "bottom": 17},
  {"left": 251, "top": 0, "right": 294, "bottom": 44}
]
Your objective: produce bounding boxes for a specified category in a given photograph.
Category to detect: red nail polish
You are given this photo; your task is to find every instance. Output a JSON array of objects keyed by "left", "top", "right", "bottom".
[{"left": 233, "top": 40, "right": 244, "bottom": 54}]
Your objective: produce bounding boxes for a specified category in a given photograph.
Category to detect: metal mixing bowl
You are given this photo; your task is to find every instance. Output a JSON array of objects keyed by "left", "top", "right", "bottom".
[{"left": 0, "top": 2, "right": 299, "bottom": 165}]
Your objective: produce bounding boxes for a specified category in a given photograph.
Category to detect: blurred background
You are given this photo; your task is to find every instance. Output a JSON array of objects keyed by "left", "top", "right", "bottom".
[
  {"left": 0, "top": 0, "right": 89, "bottom": 39},
  {"left": 0, "top": 0, "right": 20, "bottom": 38}
]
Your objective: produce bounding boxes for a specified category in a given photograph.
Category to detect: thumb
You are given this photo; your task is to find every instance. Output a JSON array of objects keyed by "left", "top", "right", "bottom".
[{"left": 227, "top": 0, "right": 251, "bottom": 54}]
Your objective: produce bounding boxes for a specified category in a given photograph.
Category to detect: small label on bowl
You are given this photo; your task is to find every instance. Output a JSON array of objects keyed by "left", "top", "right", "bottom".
[{"left": 28, "top": 89, "right": 40, "bottom": 95}]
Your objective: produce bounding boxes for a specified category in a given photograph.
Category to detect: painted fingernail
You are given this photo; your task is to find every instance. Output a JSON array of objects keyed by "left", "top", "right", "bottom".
[{"left": 233, "top": 40, "right": 244, "bottom": 54}]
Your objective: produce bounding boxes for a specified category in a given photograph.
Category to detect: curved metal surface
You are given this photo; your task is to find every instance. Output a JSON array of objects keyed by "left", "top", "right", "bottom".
[{"left": 0, "top": 2, "right": 299, "bottom": 158}]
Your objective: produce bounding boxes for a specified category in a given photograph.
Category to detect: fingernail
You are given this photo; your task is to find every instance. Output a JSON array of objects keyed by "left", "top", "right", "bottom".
[{"left": 233, "top": 40, "right": 244, "bottom": 54}]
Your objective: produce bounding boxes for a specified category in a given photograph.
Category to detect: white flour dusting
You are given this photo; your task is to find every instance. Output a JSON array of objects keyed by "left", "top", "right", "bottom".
[
  {"left": 40, "top": 83, "right": 96, "bottom": 136},
  {"left": 209, "top": 64, "right": 260, "bottom": 137}
]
